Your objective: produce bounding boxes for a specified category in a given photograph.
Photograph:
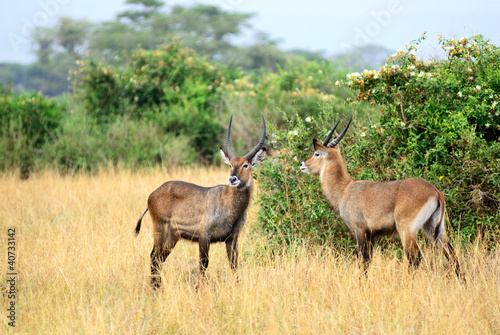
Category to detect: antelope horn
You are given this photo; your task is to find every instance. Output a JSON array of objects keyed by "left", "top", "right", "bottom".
[
  {"left": 322, "top": 120, "right": 340, "bottom": 146},
  {"left": 327, "top": 116, "right": 352, "bottom": 148},
  {"left": 225, "top": 115, "right": 236, "bottom": 159},
  {"left": 244, "top": 115, "right": 266, "bottom": 161}
]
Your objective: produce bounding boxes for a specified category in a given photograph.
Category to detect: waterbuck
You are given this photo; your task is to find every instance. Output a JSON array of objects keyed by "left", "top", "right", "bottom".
[
  {"left": 135, "top": 116, "right": 266, "bottom": 288},
  {"left": 299, "top": 117, "right": 463, "bottom": 278}
]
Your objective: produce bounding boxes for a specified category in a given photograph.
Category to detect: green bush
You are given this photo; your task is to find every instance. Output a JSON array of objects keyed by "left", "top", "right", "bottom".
[
  {"left": 0, "top": 84, "right": 65, "bottom": 177},
  {"left": 71, "top": 39, "right": 240, "bottom": 162},
  {"left": 42, "top": 112, "right": 107, "bottom": 173},
  {"left": 220, "top": 60, "right": 351, "bottom": 123}
]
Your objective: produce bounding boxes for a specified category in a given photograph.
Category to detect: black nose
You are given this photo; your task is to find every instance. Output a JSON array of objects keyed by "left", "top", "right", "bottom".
[{"left": 229, "top": 176, "right": 238, "bottom": 184}]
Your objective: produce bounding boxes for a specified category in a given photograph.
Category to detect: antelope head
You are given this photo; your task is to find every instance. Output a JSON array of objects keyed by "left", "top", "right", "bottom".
[
  {"left": 300, "top": 117, "right": 352, "bottom": 178},
  {"left": 220, "top": 116, "right": 267, "bottom": 188}
]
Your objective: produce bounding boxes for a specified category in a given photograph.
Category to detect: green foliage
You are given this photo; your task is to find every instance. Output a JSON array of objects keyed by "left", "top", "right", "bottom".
[
  {"left": 220, "top": 59, "right": 352, "bottom": 132},
  {"left": 72, "top": 39, "right": 239, "bottom": 163},
  {"left": 0, "top": 84, "right": 65, "bottom": 177},
  {"left": 41, "top": 112, "right": 200, "bottom": 173},
  {"left": 343, "top": 33, "right": 500, "bottom": 242}
]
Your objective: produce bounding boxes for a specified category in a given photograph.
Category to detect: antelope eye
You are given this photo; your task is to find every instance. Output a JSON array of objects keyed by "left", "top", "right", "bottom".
[
  {"left": 314, "top": 152, "right": 320, "bottom": 157},
  {"left": 242, "top": 163, "right": 249, "bottom": 168}
]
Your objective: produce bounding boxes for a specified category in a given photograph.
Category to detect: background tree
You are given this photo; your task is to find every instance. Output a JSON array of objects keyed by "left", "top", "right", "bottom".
[
  {"left": 19, "top": 17, "right": 94, "bottom": 95},
  {"left": 117, "top": 0, "right": 165, "bottom": 24}
]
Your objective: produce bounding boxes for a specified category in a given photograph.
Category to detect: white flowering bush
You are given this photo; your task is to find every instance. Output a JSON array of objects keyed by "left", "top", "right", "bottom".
[
  {"left": 342, "top": 33, "right": 500, "bottom": 242},
  {"left": 345, "top": 33, "right": 500, "bottom": 141}
]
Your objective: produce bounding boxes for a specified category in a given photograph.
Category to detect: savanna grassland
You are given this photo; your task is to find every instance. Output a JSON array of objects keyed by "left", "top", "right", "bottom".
[{"left": 1, "top": 167, "right": 499, "bottom": 334}]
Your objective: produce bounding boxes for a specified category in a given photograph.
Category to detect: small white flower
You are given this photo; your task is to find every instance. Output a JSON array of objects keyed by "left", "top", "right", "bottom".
[
  {"left": 458, "top": 91, "right": 463, "bottom": 97},
  {"left": 318, "top": 70, "right": 323, "bottom": 74},
  {"left": 485, "top": 123, "right": 490, "bottom": 128},
  {"left": 476, "top": 85, "right": 481, "bottom": 90},
  {"left": 410, "top": 72, "right": 415, "bottom": 76},
  {"left": 305, "top": 117, "right": 311, "bottom": 122},
  {"left": 360, "top": 132, "right": 366, "bottom": 137},
  {"left": 493, "top": 101, "right": 498, "bottom": 108}
]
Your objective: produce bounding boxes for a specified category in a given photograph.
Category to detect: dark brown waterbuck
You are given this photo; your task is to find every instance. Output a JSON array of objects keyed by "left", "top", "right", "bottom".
[
  {"left": 299, "top": 117, "right": 463, "bottom": 278},
  {"left": 135, "top": 116, "right": 267, "bottom": 288}
]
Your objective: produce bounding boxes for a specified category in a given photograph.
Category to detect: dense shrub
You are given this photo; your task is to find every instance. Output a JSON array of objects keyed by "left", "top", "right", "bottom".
[
  {"left": 41, "top": 111, "right": 200, "bottom": 172},
  {"left": 0, "top": 84, "right": 65, "bottom": 177},
  {"left": 71, "top": 38, "right": 240, "bottom": 162},
  {"left": 220, "top": 60, "right": 350, "bottom": 122}
]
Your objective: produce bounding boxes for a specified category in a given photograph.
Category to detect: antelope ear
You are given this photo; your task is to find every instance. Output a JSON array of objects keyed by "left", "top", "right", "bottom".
[
  {"left": 251, "top": 148, "right": 267, "bottom": 167},
  {"left": 219, "top": 148, "right": 231, "bottom": 166},
  {"left": 313, "top": 139, "right": 329, "bottom": 156}
]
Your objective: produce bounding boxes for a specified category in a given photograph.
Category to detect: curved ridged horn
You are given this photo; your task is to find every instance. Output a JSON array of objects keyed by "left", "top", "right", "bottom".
[
  {"left": 327, "top": 116, "right": 352, "bottom": 148},
  {"left": 244, "top": 115, "right": 266, "bottom": 161},
  {"left": 225, "top": 115, "right": 236, "bottom": 159},
  {"left": 322, "top": 120, "right": 340, "bottom": 146}
]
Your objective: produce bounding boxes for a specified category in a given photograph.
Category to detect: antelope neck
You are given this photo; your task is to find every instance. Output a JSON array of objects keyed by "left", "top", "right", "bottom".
[{"left": 321, "top": 163, "right": 352, "bottom": 210}]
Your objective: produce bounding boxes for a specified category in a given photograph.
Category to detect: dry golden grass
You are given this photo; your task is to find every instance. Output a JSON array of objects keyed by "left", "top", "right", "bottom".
[{"left": 1, "top": 167, "right": 499, "bottom": 334}]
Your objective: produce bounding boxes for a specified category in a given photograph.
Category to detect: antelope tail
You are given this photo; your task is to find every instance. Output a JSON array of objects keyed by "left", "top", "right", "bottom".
[{"left": 135, "top": 208, "right": 149, "bottom": 236}]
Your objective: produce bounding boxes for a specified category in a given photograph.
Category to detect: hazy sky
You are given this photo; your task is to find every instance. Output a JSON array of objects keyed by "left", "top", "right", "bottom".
[{"left": 1, "top": 0, "right": 499, "bottom": 63}]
